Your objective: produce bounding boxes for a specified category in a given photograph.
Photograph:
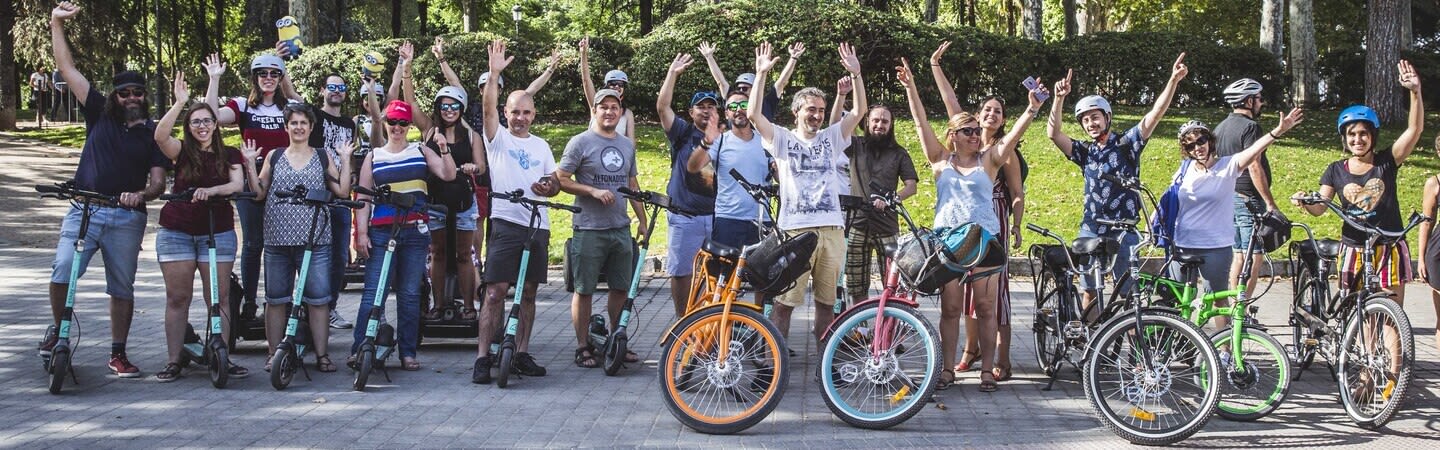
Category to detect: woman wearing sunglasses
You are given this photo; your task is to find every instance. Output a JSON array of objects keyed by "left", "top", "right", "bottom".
[
  {"left": 349, "top": 41, "right": 458, "bottom": 372},
  {"left": 896, "top": 59, "right": 1045, "bottom": 392},
  {"left": 579, "top": 37, "right": 636, "bottom": 143},
  {"left": 412, "top": 84, "right": 486, "bottom": 323}
]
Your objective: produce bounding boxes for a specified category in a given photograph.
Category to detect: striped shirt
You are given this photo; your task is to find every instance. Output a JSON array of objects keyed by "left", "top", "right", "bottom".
[{"left": 369, "top": 142, "right": 430, "bottom": 226}]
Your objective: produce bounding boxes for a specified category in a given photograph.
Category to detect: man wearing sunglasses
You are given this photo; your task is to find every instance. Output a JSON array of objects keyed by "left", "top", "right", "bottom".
[
  {"left": 41, "top": 1, "right": 171, "bottom": 378},
  {"left": 1046, "top": 55, "right": 1189, "bottom": 305},
  {"left": 306, "top": 73, "right": 362, "bottom": 330},
  {"left": 698, "top": 41, "right": 804, "bottom": 123},
  {"left": 656, "top": 52, "right": 722, "bottom": 319}
]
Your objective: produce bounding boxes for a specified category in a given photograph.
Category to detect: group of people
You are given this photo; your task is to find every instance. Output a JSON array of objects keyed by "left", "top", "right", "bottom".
[{"left": 35, "top": 0, "right": 1439, "bottom": 392}]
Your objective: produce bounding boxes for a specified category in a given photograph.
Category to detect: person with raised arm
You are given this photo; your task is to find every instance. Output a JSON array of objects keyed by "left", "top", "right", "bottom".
[
  {"left": 656, "top": 51, "right": 721, "bottom": 318},
  {"left": 698, "top": 41, "right": 804, "bottom": 122}
]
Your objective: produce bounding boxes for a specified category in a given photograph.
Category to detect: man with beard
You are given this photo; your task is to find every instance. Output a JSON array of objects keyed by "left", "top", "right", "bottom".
[
  {"left": 829, "top": 77, "right": 918, "bottom": 302},
  {"left": 656, "top": 52, "right": 720, "bottom": 318},
  {"left": 308, "top": 73, "right": 359, "bottom": 330},
  {"left": 749, "top": 41, "right": 867, "bottom": 351},
  {"left": 555, "top": 89, "right": 646, "bottom": 369},
  {"left": 40, "top": 1, "right": 170, "bottom": 378}
]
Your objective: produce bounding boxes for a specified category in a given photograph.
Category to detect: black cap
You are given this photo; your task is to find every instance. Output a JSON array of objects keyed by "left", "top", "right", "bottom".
[{"left": 112, "top": 71, "right": 146, "bottom": 90}]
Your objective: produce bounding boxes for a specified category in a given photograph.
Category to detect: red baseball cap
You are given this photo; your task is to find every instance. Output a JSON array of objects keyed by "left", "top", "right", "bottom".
[{"left": 384, "top": 100, "right": 413, "bottom": 122}]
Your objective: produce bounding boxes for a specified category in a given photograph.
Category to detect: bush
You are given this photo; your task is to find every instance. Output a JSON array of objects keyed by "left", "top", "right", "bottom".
[
  {"left": 1319, "top": 46, "right": 1440, "bottom": 108},
  {"left": 1056, "top": 32, "right": 1286, "bottom": 108}
]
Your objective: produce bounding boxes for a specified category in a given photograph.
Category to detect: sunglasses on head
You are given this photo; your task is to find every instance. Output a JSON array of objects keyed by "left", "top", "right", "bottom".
[
  {"left": 1183, "top": 135, "right": 1211, "bottom": 150},
  {"left": 115, "top": 89, "right": 146, "bottom": 99},
  {"left": 726, "top": 101, "right": 748, "bottom": 111},
  {"left": 951, "top": 127, "right": 982, "bottom": 137},
  {"left": 189, "top": 117, "right": 216, "bottom": 127},
  {"left": 438, "top": 103, "right": 463, "bottom": 112},
  {"left": 254, "top": 70, "right": 282, "bottom": 79},
  {"left": 386, "top": 119, "right": 411, "bottom": 127},
  {"left": 325, "top": 83, "right": 348, "bottom": 93}
]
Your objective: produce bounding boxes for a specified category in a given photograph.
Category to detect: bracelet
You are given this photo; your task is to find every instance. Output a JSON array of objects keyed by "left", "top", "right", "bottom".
[{"left": 1269, "top": 130, "right": 1281, "bottom": 139}]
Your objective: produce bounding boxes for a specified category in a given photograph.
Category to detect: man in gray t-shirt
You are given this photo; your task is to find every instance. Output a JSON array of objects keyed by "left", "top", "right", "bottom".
[{"left": 555, "top": 89, "right": 647, "bottom": 368}]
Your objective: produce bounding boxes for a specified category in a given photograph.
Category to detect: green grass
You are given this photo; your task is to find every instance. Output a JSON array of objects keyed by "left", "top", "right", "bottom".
[{"left": 11, "top": 107, "right": 1440, "bottom": 263}]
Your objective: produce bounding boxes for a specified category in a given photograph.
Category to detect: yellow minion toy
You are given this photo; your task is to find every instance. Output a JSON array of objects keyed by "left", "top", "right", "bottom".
[{"left": 276, "top": 16, "right": 304, "bottom": 59}]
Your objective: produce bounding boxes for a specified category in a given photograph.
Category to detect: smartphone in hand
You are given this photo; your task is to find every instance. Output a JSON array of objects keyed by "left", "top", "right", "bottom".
[{"left": 1022, "top": 76, "right": 1050, "bottom": 103}]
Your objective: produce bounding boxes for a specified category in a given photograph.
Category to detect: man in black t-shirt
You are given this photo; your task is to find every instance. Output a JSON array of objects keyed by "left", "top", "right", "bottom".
[
  {"left": 310, "top": 73, "right": 359, "bottom": 330},
  {"left": 1214, "top": 78, "right": 1277, "bottom": 300}
]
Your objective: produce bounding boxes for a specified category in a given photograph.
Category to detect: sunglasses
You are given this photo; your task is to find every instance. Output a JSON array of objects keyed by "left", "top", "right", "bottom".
[
  {"left": 115, "top": 89, "right": 146, "bottom": 99},
  {"left": 254, "top": 70, "right": 283, "bottom": 79},
  {"left": 325, "top": 84, "right": 348, "bottom": 93},
  {"left": 726, "top": 101, "right": 748, "bottom": 111},
  {"left": 1183, "top": 136, "right": 1211, "bottom": 150},
  {"left": 606, "top": 81, "right": 628, "bottom": 89},
  {"left": 189, "top": 118, "right": 216, "bottom": 127},
  {"left": 386, "top": 119, "right": 411, "bottom": 127},
  {"left": 950, "top": 127, "right": 982, "bottom": 137},
  {"left": 438, "top": 103, "right": 463, "bottom": 112}
]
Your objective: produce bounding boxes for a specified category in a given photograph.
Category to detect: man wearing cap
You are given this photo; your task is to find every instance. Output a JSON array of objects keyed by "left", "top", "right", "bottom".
[
  {"left": 748, "top": 42, "right": 866, "bottom": 350},
  {"left": 699, "top": 41, "right": 805, "bottom": 123},
  {"left": 40, "top": 1, "right": 170, "bottom": 378},
  {"left": 656, "top": 52, "right": 722, "bottom": 318},
  {"left": 555, "top": 87, "right": 646, "bottom": 369},
  {"left": 472, "top": 40, "right": 561, "bottom": 384},
  {"left": 1046, "top": 56, "right": 1188, "bottom": 306}
]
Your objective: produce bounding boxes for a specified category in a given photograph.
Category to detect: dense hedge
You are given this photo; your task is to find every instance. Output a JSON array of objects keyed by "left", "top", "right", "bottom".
[{"left": 256, "top": 0, "right": 1303, "bottom": 121}]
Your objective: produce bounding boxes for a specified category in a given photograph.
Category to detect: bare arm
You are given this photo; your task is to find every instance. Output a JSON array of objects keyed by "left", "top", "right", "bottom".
[
  {"left": 987, "top": 83, "right": 1045, "bottom": 172},
  {"left": 397, "top": 41, "right": 431, "bottom": 132},
  {"left": 836, "top": 43, "right": 865, "bottom": 141},
  {"left": 628, "top": 176, "right": 647, "bottom": 236},
  {"left": 1233, "top": 108, "right": 1303, "bottom": 170},
  {"left": 200, "top": 54, "right": 234, "bottom": 124},
  {"left": 578, "top": 37, "right": 596, "bottom": 111},
  {"left": 48, "top": 3, "right": 91, "bottom": 105},
  {"left": 773, "top": 42, "right": 805, "bottom": 94},
  {"left": 928, "top": 41, "right": 963, "bottom": 117},
  {"left": 432, "top": 37, "right": 463, "bottom": 88},
  {"left": 525, "top": 49, "right": 561, "bottom": 96},
  {"left": 747, "top": 43, "right": 782, "bottom": 143},
  {"left": 829, "top": 76, "right": 851, "bottom": 126},
  {"left": 1391, "top": 60, "right": 1425, "bottom": 165},
  {"left": 1291, "top": 184, "right": 1336, "bottom": 217},
  {"left": 1419, "top": 177, "right": 1439, "bottom": 279},
  {"left": 1137, "top": 53, "right": 1189, "bottom": 140},
  {"left": 154, "top": 73, "right": 188, "bottom": 160},
  {"left": 327, "top": 141, "right": 355, "bottom": 196},
  {"left": 656, "top": 53, "right": 692, "bottom": 134},
  {"left": 898, "top": 59, "right": 946, "bottom": 165},
  {"left": 697, "top": 42, "right": 730, "bottom": 95},
  {"left": 1047, "top": 69, "right": 1075, "bottom": 158},
  {"left": 353, "top": 154, "right": 375, "bottom": 260},
  {"left": 898, "top": 179, "right": 918, "bottom": 201},
  {"left": 483, "top": 40, "right": 514, "bottom": 142}
]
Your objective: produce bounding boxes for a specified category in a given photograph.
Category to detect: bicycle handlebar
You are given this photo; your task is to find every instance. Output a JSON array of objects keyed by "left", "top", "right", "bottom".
[
  {"left": 616, "top": 187, "right": 697, "bottom": 217},
  {"left": 159, "top": 188, "right": 257, "bottom": 203},
  {"left": 1296, "top": 192, "right": 1431, "bottom": 241},
  {"left": 728, "top": 168, "right": 778, "bottom": 202},
  {"left": 488, "top": 189, "right": 581, "bottom": 213},
  {"left": 1100, "top": 173, "right": 1141, "bottom": 191},
  {"left": 35, "top": 181, "right": 119, "bottom": 205}
]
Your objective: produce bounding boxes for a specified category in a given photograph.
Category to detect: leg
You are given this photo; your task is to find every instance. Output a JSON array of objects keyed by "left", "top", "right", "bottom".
[
  {"left": 938, "top": 279, "right": 964, "bottom": 384},
  {"left": 970, "top": 273, "right": 1001, "bottom": 390},
  {"left": 427, "top": 228, "right": 450, "bottom": 318},
  {"left": 394, "top": 228, "right": 429, "bottom": 364},
  {"left": 455, "top": 229, "right": 478, "bottom": 318},
  {"left": 352, "top": 230, "right": 390, "bottom": 353},
  {"left": 571, "top": 292, "right": 595, "bottom": 348},
  {"left": 327, "top": 207, "right": 351, "bottom": 327},
  {"left": 210, "top": 262, "right": 237, "bottom": 345},
  {"left": 303, "top": 244, "right": 333, "bottom": 364},
  {"left": 262, "top": 246, "right": 297, "bottom": 355},
  {"left": 517, "top": 282, "right": 541, "bottom": 352},
  {"left": 666, "top": 213, "right": 708, "bottom": 320},
  {"left": 160, "top": 261, "right": 197, "bottom": 365},
  {"left": 236, "top": 200, "right": 265, "bottom": 306},
  {"left": 670, "top": 276, "right": 691, "bottom": 318},
  {"left": 98, "top": 207, "right": 147, "bottom": 351},
  {"left": 477, "top": 282, "right": 509, "bottom": 357},
  {"left": 810, "top": 227, "right": 844, "bottom": 348},
  {"left": 1431, "top": 290, "right": 1440, "bottom": 352},
  {"left": 771, "top": 303, "right": 795, "bottom": 341},
  {"left": 843, "top": 226, "right": 871, "bottom": 303}
]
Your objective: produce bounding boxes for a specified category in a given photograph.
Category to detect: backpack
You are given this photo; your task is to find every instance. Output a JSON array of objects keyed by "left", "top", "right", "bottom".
[
  {"left": 266, "top": 146, "right": 336, "bottom": 185},
  {"left": 1150, "top": 159, "right": 1190, "bottom": 251}
]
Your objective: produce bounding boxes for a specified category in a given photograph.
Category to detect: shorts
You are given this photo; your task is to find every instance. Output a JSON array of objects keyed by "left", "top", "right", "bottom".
[
  {"left": 712, "top": 217, "right": 764, "bottom": 249},
  {"left": 50, "top": 205, "right": 146, "bottom": 299},
  {"left": 568, "top": 227, "right": 635, "bottom": 295},
  {"left": 664, "top": 213, "right": 713, "bottom": 277},
  {"left": 1076, "top": 224, "right": 1140, "bottom": 294},
  {"left": 427, "top": 201, "right": 479, "bottom": 231},
  {"left": 1339, "top": 240, "right": 1412, "bottom": 290},
  {"left": 263, "top": 244, "right": 332, "bottom": 306},
  {"left": 156, "top": 227, "right": 238, "bottom": 263},
  {"left": 1233, "top": 194, "right": 1265, "bottom": 251},
  {"left": 776, "top": 226, "right": 846, "bottom": 308},
  {"left": 1167, "top": 246, "right": 1234, "bottom": 293},
  {"left": 483, "top": 219, "right": 549, "bottom": 285}
]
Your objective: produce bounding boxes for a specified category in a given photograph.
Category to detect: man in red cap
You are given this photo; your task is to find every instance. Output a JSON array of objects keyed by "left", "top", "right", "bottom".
[{"left": 41, "top": 1, "right": 171, "bottom": 378}]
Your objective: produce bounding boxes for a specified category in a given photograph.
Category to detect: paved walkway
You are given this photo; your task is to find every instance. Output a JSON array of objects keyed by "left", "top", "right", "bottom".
[{"left": 1, "top": 136, "right": 1437, "bottom": 448}]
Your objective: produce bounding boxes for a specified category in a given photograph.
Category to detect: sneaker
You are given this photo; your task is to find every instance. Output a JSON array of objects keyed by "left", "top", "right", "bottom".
[
  {"left": 329, "top": 309, "right": 354, "bottom": 329},
  {"left": 109, "top": 353, "right": 142, "bottom": 378},
  {"left": 38, "top": 325, "right": 58, "bottom": 357},
  {"left": 511, "top": 352, "right": 547, "bottom": 376},
  {"left": 472, "top": 356, "right": 492, "bottom": 384}
]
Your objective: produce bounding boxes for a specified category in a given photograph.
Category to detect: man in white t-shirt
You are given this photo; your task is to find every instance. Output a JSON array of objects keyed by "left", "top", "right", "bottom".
[
  {"left": 472, "top": 40, "right": 561, "bottom": 384},
  {"left": 748, "top": 42, "right": 867, "bottom": 351}
]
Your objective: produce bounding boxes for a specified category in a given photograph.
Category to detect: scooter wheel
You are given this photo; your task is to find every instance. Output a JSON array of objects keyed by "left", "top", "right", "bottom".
[
  {"left": 603, "top": 333, "right": 627, "bottom": 376},
  {"left": 270, "top": 346, "right": 295, "bottom": 391},
  {"left": 354, "top": 348, "right": 375, "bottom": 392},
  {"left": 209, "top": 346, "right": 229, "bottom": 389},
  {"left": 48, "top": 347, "right": 70, "bottom": 395},
  {"left": 496, "top": 346, "right": 515, "bottom": 388}
]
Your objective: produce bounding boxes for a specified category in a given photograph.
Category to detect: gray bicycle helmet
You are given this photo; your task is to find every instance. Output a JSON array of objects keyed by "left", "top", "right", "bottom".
[
  {"left": 477, "top": 71, "right": 504, "bottom": 89},
  {"left": 1177, "top": 120, "right": 1210, "bottom": 139},
  {"left": 1223, "top": 78, "right": 1263, "bottom": 107},
  {"left": 1073, "top": 95, "right": 1111, "bottom": 118},
  {"left": 434, "top": 86, "right": 468, "bottom": 107},
  {"left": 250, "top": 54, "right": 286, "bottom": 74},
  {"left": 604, "top": 69, "right": 629, "bottom": 84}
]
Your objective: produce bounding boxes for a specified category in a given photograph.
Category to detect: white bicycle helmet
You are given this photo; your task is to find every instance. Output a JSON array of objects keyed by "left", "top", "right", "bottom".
[
  {"left": 434, "top": 85, "right": 468, "bottom": 107},
  {"left": 1223, "top": 78, "right": 1263, "bottom": 107},
  {"left": 1073, "top": 95, "right": 1111, "bottom": 118},
  {"left": 1177, "top": 119, "right": 1210, "bottom": 139},
  {"left": 604, "top": 69, "right": 629, "bottom": 85},
  {"left": 250, "top": 54, "right": 286, "bottom": 74},
  {"left": 477, "top": 71, "right": 504, "bottom": 89}
]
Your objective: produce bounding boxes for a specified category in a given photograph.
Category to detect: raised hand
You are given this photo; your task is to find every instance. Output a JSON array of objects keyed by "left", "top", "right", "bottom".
[
  {"left": 274, "top": 41, "right": 293, "bottom": 59},
  {"left": 488, "top": 40, "right": 514, "bottom": 73},
  {"left": 895, "top": 58, "right": 915, "bottom": 89},
  {"left": 788, "top": 42, "right": 806, "bottom": 59},
  {"left": 929, "top": 41, "right": 952, "bottom": 66},
  {"left": 698, "top": 41, "right": 717, "bottom": 58},
  {"left": 1274, "top": 107, "right": 1305, "bottom": 136},
  {"left": 171, "top": 71, "right": 190, "bottom": 104},
  {"left": 431, "top": 36, "right": 446, "bottom": 61},
  {"left": 240, "top": 139, "right": 260, "bottom": 163},
  {"left": 544, "top": 48, "right": 562, "bottom": 72},
  {"left": 203, "top": 53, "right": 226, "bottom": 79},
  {"left": 397, "top": 41, "right": 414, "bottom": 64},
  {"left": 1026, "top": 77, "right": 1047, "bottom": 110},
  {"left": 669, "top": 53, "right": 693, "bottom": 75},
  {"left": 1053, "top": 69, "right": 1073, "bottom": 98},
  {"left": 52, "top": 1, "right": 81, "bottom": 22},
  {"left": 1398, "top": 60, "right": 1421, "bottom": 92},
  {"left": 1170, "top": 52, "right": 1188, "bottom": 83},
  {"left": 578, "top": 37, "right": 590, "bottom": 59},
  {"left": 755, "top": 42, "right": 780, "bottom": 73},
  {"left": 837, "top": 42, "right": 861, "bottom": 75},
  {"left": 836, "top": 76, "right": 853, "bottom": 96}
]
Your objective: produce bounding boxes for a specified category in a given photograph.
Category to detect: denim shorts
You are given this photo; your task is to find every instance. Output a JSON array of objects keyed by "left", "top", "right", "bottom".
[
  {"left": 156, "top": 227, "right": 238, "bottom": 263},
  {"left": 664, "top": 213, "right": 713, "bottom": 277},
  {"left": 1232, "top": 194, "right": 1265, "bottom": 251},
  {"left": 263, "top": 244, "right": 332, "bottom": 306},
  {"left": 427, "top": 202, "right": 479, "bottom": 231},
  {"left": 50, "top": 205, "right": 147, "bottom": 299}
]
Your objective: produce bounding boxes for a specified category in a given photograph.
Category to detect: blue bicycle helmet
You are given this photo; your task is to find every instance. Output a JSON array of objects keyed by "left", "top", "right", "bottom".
[{"left": 1336, "top": 105, "right": 1380, "bottom": 135}]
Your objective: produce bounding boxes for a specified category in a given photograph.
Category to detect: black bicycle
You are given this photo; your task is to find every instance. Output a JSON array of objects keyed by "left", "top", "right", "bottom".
[{"left": 1026, "top": 222, "right": 1123, "bottom": 390}]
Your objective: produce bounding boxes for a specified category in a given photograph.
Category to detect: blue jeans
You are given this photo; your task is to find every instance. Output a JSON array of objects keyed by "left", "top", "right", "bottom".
[
  {"left": 329, "top": 206, "right": 352, "bottom": 307},
  {"left": 263, "top": 245, "right": 332, "bottom": 306},
  {"left": 50, "top": 205, "right": 147, "bottom": 299},
  {"left": 1077, "top": 223, "right": 1140, "bottom": 295},
  {"left": 352, "top": 225, "right": 430, "bottom": 358},
  {"left": 236, "top": 199, "right": 265, "bottom": 304}
]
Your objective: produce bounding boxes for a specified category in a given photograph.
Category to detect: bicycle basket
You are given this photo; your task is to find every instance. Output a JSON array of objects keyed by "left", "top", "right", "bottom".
[
  {"left": 1254, "top": 211, "right": 1293, "bottom": 253},
  {"left": 742, "top": 230, "right": 818, "bottom": 295},
  {"left": 895, "top": 223, "right": 996, "bottom": 294}
]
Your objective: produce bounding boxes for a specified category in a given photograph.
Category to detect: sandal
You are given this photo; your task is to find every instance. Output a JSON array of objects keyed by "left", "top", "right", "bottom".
[
  {"left": 156, "top": 363, "right": 182, "bottom": 383},
  {"left": 423, "top": 307, "right": 444, "bottom": 321},
  {"left": 316, "top": 354, "right": 337, "bottom": 373},
  {"left": 228, "top": 362, "right": 251, "bottom": 379},
  {"left": 575, "top": 346, "right": 599, "bottom": 368},
  {"left": 264, "top": 352, "right": 275, "bottom": 372},
  {"left": 401, "top": 357, "right": 421, "bottom": 371},
  {"left": 992, "top": 363, "right": 1012, "bottom": 382},
  {"left": 461, "top": 306, "right": 478, "bottom": 321},
  {"left": 936, "top": 369, "right": 955, "bottom": 391},
  {"left": 954, "top": 350, "right": 981, "bottom": 372},
  {"left": 979, "top": 372, "right": 998, "bottom": 393},
  {"left": 624, "top": 350, "right": 640, "bottom": 363}
]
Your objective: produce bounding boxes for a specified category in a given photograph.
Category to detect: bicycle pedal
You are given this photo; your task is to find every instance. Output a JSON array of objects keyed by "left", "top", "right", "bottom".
[
  {"left": 889, "top": 385, "right": 911, "bottom": 405},
  {"left": 1303, "top": 338, "right": 1319, "bottom": 347}
]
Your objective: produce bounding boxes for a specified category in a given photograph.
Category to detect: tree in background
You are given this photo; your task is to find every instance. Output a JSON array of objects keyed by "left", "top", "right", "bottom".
[
  {"left": 1290, "top": 0, "right": 1318, "bottom": 106},
  {"left": 1367, "top": 0, "right": 1407, "bottom": 121}
]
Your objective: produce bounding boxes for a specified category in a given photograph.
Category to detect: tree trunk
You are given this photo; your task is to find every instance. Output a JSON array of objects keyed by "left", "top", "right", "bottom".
[
  {"left": 1366, "top": 0, "right": 1405, "bottom": 122},
  {"left": 391, "top": 0, "right": 403, "bottom": 37},
  {"left": 1259, "top": 0, "right": 1283, "bottom": 57},
  {"left": 1005, "top": 0, "right": 1016, "bottom": 36},
  {"left": 1288, "top": 0, "right": 1317, "bottom": 106},
  {"left": 214, "top": 0, "right": 226, "bottom": 55},
  {"left": 924, "top": 0, "right": 938, "bottom": 23},
  {"left": 419, "top": 1, "right": 428, "bottom": 34},
  {"left": 640, "top": 0, "right": 654, "bottom": 35},
  {"left": 463, "top": 0, "right": 475, "bottom": 32},
  {"left": 290, "top": 0, "right": 316, "bottom": 44},
  {"left": 1023, "top": 0, "right": 1043, "bottom": 41},
  {"left": 1400, "top": 0, "right": 1412, "bottom": 50},
  {"left": 0, "top": 0, "right": 17, "bottom": 130},
  {"left": 1062, "top": 0, "right": 1077, "bottom": 37}
]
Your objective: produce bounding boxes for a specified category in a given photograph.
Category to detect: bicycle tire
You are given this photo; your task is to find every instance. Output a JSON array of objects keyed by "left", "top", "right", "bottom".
[
  {"left": 48, "top": 347, "right": 70, "bottom": 395},
  {"left": 819, "top": 303, "right": 940, "bottom": 429},
  {"left": 210, "top": 345, "right": 229, "bottom": 389},
  {"left": 660, "top": 305, "right": 788, "bottom": 434},
  {"left": 1083, "top": 310, "right": 1219, "bottom": 445},
  {"left": 1033, "top": 270, "right": 1065, "bottom": 377},
  {"left": 354, "top": 347, "right": 374, "bottom": 392},
  {"left": 1210, "top": 327, "right": 1290, "bottom": 421},
  {"left": 496, "top": 346, "right": 515, "bottom": 388},
  {"left": 1289, "top": 269, "right": 1323, "bottom": 378},
  {"left": 1337, "top": 295, "right": 1413, "bottom": 429}
]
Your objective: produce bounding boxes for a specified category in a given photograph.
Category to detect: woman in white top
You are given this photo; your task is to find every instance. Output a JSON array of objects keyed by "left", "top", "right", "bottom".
[{"left": 1168, "top": 109, "right": 1301, "bottom": 329}]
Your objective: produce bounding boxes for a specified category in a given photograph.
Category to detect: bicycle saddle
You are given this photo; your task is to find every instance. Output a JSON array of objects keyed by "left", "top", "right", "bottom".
[
  {"left": 1174, "top": 252, "right": 1206, "bottom": 267},
  {"left": 1296, "top": 239, "right": 1342, "bottom": 259},
  {"left": 1070, "top": 237, "right": 1119, "bottom": 257},
  {"left": 703, "top": 240, "right": 741, "bottom": 259}
]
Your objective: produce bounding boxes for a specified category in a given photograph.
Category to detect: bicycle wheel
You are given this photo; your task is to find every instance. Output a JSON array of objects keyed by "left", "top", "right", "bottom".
[
  {"left": 1033, "top": 270, "right": 1065, "bottom": 377},
  {"left": 1210, "top": 327, "right": 1290, "bottom": 421},
  {"left": 1337, "top": 295, "right": 1413, "bottom": 429},
  {"left": 1290, "top": 269, "right": 1324, "bottom": 378},
  {"left": 1083, "top": 310, "right": 1219, "bottom": 446},
  {"left": 819, "top": 303, "right": 940, "bottom": 429},
  {"left": 660, "top": 305, "right": 788, "bottom": 434},
  {"left": 48, "top": 347, "right": 70, "bottom": 395}
]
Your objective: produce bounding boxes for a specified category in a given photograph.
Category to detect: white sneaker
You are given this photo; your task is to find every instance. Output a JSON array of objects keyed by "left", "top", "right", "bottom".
[{"left": 329, "top": 309, "right": 354, "bottom": 329}]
